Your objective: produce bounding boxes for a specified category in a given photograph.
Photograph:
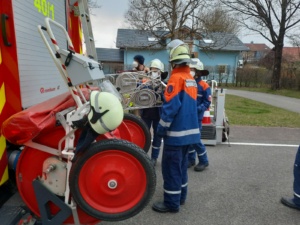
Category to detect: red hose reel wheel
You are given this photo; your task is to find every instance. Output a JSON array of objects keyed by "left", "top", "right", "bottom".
[
  {"left": 99, "top": 120, "right": 133, "bottom": 142},
  {"left": 122, "top": 113, "right": 151, "bottom": 152},
  {"left": 69, "top": 139, "right": 156, "bottom": 221}
]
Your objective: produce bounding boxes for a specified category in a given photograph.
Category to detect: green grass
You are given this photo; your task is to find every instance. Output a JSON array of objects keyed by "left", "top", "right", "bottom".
[
  {"left": 225, "top": 86, "right": 300, "bottom": 99},
  {"left": 225, "top": 94, "right": 300, "bottom": 127}
]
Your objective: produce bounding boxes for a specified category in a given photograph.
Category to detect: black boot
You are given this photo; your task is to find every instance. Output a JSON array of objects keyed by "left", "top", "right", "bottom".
[
  {"left": 281, "top": 197, "right": 300, "bottom": 210},
  {"left": 194, "top": 162, "right": 209, "bottom": 172},
  {"left": 152, "top": 201, "right": 179, "bottom": 213}
]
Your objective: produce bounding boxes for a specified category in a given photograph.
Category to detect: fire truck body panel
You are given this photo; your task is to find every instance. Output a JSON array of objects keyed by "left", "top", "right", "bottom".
[{"left": 12, "top": 0, "right": 68, "bottom": 109}]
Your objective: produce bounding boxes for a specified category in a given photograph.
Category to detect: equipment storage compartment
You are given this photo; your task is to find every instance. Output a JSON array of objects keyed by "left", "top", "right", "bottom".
[{"left": 58, "top": 49, "right": 105, "bottom": 85}]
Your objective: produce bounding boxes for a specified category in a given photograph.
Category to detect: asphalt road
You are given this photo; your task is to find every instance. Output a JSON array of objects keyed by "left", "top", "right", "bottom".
[
  {"left": 100, "top": 126, "right": 300, "bottom": 225},
  {"left": 226, "top": 90, "right": 300, "bottom": 113},
  {"left": 3, "top": 126, "right": 300, "bottom": 225}
]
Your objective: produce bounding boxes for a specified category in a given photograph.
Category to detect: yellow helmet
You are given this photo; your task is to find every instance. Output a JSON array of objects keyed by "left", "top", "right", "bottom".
[
  {"left": 169, "top": 44, "right": 193, "bottom": 64},
  {"left": 166, "top": 39, "right": 185, "bottom": 51},
  {"left": 88, "top": 91, "right": 124, "bottom": 134}
]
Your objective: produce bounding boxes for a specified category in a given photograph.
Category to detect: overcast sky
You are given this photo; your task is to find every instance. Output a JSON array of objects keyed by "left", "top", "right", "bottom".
[
  {"left": 90, "top": 0, "right": 129, "bottom": 49},
  {"left": 90, "top": 1, "right": 289, "bottom": 49}
]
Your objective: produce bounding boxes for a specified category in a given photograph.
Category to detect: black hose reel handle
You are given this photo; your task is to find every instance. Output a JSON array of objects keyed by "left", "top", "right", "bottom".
[{"left": 1, "top": 14, "right": 12, "bottom": 47}]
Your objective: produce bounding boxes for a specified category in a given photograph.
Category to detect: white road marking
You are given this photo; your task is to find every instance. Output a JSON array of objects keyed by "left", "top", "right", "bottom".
[{"left": 221, "top": 142, "right": 299, "bottom": 148}]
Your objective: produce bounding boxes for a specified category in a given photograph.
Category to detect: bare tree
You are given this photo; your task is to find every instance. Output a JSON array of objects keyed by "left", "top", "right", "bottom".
[
  {"left": 125, "top": 0, "right": 204, "bottom": 41},
  {"left": 220, "top": 0, "right": 300, "bottom": 90},
  {"left": 87, "top": 0, "right": 101, "bottom": 13},
  {"left": 288, "top": 34, "right": 300, "bottom": 47},
  {"left": 198, "top": 6, "right": 240, "bottom": 35}
]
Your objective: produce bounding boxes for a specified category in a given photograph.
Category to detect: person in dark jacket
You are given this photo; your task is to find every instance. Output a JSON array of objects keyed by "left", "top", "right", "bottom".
[
  {"left": 141, "top": 59, "right": 165, "bottom": 166},
  {"left": 281, "top": 145, "right": 300, "bottom": 210},
  {"left": 133, "top": 54, "right": 149, "bottom": 72},
  {"left": 187, "top": 58, "right": 211, "bottom": 172},
  {"left": 152, "top": 41, "right": 200, "bottom": 213}
]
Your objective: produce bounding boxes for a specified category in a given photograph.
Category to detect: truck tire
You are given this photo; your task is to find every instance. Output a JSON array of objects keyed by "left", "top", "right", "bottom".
[
  {"left": 69, "top": 139, "right": 156, "bottom": 221},
  {"left": 122, "top": 113, "right": 151, "bottom": 152}
]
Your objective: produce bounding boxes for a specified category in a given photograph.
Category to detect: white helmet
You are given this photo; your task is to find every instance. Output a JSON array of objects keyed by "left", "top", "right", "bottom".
[
  {"left": 88, "top": 91, "right": 124, "bottom": 134},
  {"left": 166, "top": 39, "right": 185, "bottom": 51},
  {"left": 189, "top": 58, "right": 209, "bottom": 77},
  {"left": 190, "top": 58, "right": 204, "bottom": 70},
  {"left": 150, "top": 59, "right": 164, "bottom": 72}
]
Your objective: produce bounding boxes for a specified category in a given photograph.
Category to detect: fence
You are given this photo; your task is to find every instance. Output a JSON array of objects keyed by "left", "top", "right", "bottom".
[
  {"left": 234, "top": 64, "right": 300, "bottom": 90},
  {"left": 102, "top": 63, "right": 300, "bottom": 90}
]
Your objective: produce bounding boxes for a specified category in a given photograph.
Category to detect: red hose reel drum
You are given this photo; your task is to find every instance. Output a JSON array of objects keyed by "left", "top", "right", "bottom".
[{"left": 16, "top": 122, "right": 137, "bottom": 224}]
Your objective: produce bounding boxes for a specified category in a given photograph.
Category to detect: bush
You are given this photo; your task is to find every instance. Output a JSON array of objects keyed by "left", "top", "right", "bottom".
[
  {"left": 280, "top": 62, "right": 300, "bottom": 90},
  {"left": 235, "top": 65, "right": 271, "bottom": 88}
]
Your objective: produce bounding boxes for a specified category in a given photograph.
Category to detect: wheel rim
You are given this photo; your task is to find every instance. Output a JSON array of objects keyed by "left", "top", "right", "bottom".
[
  {"left": 123, "top": 119, "right": 146, "bottom": 149},
  {"left": 78, "top": 150, "right": 147, "bottom": 213}
]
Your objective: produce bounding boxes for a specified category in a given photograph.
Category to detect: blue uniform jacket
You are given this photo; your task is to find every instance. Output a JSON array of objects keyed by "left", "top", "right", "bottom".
[
  {"left": 196, "top": 78, "right": 211, "bottom": 127},
  {"left": 157, "top": 66, "right": 200, "bottom": 146}
]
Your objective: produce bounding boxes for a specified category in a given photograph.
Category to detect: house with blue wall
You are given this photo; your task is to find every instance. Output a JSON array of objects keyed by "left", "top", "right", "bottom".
[
  {"left": 97, "top": 27, "right": 249, "bottom": 83},
  {"left": 96, "top": 48, "right": 124, "bottom": 74}
]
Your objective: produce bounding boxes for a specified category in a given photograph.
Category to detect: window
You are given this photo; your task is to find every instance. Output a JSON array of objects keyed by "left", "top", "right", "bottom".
[
  {"left": 218, "top": 65, "right": 227, "bottom": 73},
  {"left": 148, "top": 37, "right": 158, "bottom": 42},
  {"left": 203, "top": 39, "right": 214, "bottom": 44}
]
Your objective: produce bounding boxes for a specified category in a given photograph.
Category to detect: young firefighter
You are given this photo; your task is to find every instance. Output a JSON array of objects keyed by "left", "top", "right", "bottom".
[
  {"left": 188, "top": 58, "right": 211, "bottom": 171},
  {"left": 140, "top": 59, "right": 166, "bottom": 166},
  {"left": 152, "top": 41, "right": 200, "bottom": 213}
]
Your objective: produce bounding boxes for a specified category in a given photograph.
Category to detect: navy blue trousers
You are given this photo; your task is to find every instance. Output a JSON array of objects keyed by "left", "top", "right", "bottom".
[
  {"left": 188, "top": 138, "right": 208, "bottom": 164},
  {"left": 293, "top": 145, "right": 300, "bottom": 205},
  {"left": 142, "top": 118, "right": 162, "bottom": 159},
  {"left": 162, "top": 144, "right": 189, "bottom": 210}
]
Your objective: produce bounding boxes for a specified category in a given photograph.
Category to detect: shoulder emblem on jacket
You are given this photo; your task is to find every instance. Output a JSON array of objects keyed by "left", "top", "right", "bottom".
[
  {"left": 164, "top": 82, "right": 179, "bottom": 102},
  {"left": 167, "top": 84, "right": 174, "bottom": 94}
]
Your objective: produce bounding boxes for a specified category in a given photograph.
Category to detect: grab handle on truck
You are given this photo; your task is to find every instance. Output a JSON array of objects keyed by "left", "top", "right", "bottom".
[{"left": 1, "top": 14, "right": 11, "bottom": 46}]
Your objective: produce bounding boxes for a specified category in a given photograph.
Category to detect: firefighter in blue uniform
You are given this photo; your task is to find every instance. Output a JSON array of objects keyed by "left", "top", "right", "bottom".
[
  {"left": 281, "top": 145, "right": 300, "bottom": 210},
  {"left": 188, "top": 58, "right": 211, "bottom": 171},
  {"left": 152, "top": 41, "right": 200, "bottom": 213}
]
